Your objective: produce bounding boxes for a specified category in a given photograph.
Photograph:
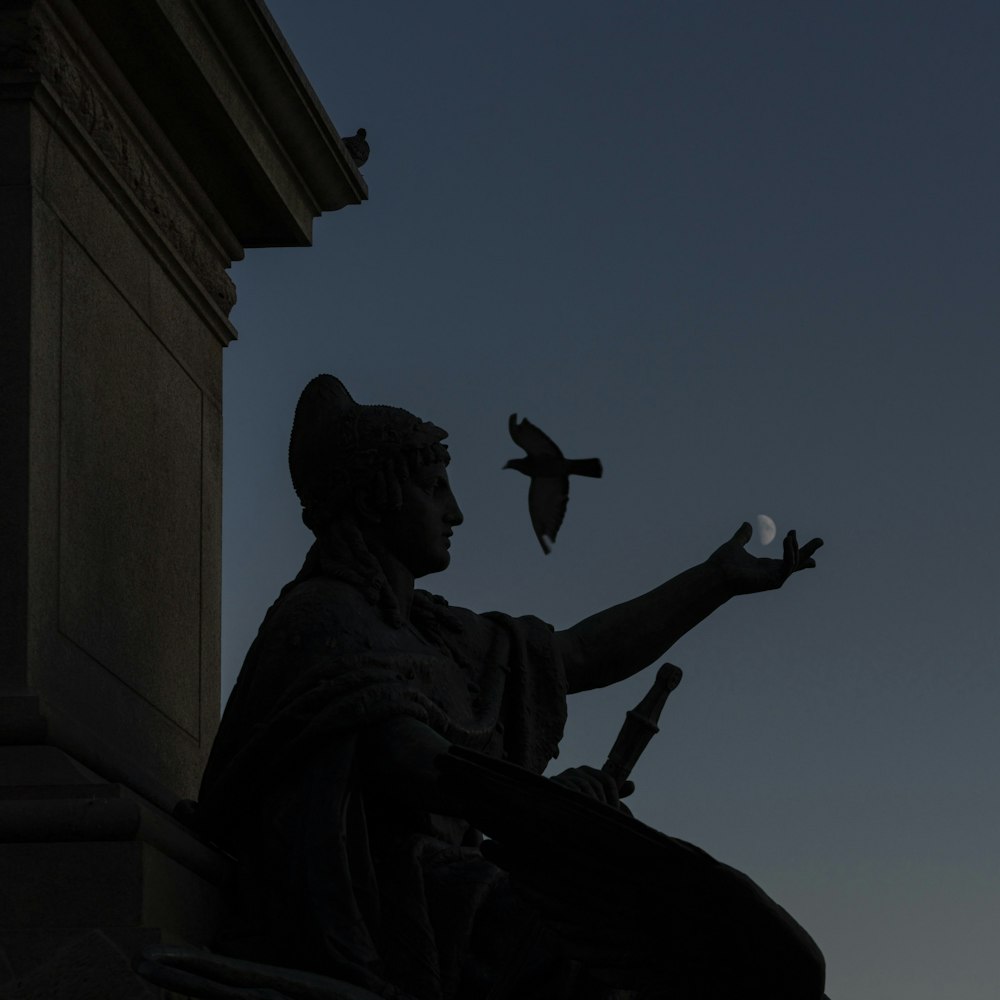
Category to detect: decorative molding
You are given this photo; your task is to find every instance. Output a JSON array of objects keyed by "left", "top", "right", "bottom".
[{"left": 2, "top": 5, "right": 237, "bottom": 316}]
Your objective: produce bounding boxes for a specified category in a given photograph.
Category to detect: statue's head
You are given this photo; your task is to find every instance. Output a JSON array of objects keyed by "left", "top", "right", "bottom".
[{"left": 288, "top": 375, "right": 461, "bottom": 577}]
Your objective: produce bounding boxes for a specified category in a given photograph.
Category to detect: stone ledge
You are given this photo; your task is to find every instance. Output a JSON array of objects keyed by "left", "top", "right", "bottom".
[
  {"left": 0, "top": 839, "right": 221, "bottom": 933},
  {"left": 1, "top": 6, "right": 241, "bottom": 340},
  {"left": 0, "top": 745, "right": 234, "bottom": 886},
  {"left": 0, "top": 746, "right": 229, "bottom": 996},
  {"left": 0, "top": 929, "right": 162, "bottom": 1000},
  {"left": 72, "top": 0, "right": 368, "bottom": 247}
]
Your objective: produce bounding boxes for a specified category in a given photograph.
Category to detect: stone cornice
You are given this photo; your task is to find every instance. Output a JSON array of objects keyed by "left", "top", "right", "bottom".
[
  {"left": 1, "top": 2, "right": 240, "bottom": 328},
  {"left": 196, "top": 0, "right": 369, "bottom": 230},
  {"left": 74, "top": 0, "right": 368, "bottom": 247},
  {"left": 1, "top": 0, "right": 367, "bottom": 325}
]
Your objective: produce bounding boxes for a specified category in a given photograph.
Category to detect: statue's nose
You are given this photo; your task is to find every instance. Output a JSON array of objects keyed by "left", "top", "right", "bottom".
[{"left": 447, "top": 498, "right": 464, "bottom": 526}]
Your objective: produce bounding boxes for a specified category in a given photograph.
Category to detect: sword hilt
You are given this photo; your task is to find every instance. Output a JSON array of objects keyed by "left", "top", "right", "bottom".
[{"left": 601, "top": 662, "right": 683, "bottom": 789}]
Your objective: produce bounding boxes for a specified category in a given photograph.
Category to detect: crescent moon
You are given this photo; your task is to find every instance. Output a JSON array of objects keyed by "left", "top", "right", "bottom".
[{"left": 756, "top": 514, "right": 777, "bottom": 546}]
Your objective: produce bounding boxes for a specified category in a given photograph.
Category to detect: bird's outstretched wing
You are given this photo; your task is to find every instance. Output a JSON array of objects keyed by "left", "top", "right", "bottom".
[
  {"left": 509, "top": 414, "right": 564, "bottom": 458},
  {"left": 528, "top": 475, "right": 569, "bottom": 554}
]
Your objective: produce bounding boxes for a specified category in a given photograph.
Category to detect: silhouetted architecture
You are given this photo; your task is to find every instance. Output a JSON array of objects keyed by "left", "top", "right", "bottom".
[
  {"left": 182, "top": 375, "right": 827, "bottom": 999},
  {"left": 0, "top": 1, "right": 364, "bottom": 994}
]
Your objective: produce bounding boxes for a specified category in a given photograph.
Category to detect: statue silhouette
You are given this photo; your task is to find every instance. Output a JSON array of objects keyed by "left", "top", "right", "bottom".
[{"left": 187, "top": 375, "right": 826, "bottom": 1000}]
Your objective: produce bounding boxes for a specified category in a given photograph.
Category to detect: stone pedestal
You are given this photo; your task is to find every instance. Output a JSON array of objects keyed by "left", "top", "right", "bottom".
[
  {"left": 0, "top": 0, "right": 364, "bottom": 993},
  {"left": 0, "top": 745, "right": 232, "bottom": 996}
]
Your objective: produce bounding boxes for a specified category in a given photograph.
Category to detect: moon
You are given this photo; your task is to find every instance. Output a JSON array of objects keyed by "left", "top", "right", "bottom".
[{"left": 756, "top": 514, "right": 777, "bottom": 546}]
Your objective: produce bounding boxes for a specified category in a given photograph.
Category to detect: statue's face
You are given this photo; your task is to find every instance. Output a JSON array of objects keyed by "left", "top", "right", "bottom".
[{"left": 375, "top": 461, "right": 463, "bottom": 577}]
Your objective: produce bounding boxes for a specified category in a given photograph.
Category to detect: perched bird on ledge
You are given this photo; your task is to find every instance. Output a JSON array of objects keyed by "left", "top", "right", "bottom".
[
  {"left": 505, "top": 413, "right": 603, "bottom": 553},
  {"left": 343, "top": 127, "right": 369, "bottom": 168}
]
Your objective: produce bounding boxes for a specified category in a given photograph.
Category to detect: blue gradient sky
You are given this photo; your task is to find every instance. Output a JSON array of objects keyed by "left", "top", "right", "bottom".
[{"left": 222, "top": 4, "right": 999, "bottom": 996}]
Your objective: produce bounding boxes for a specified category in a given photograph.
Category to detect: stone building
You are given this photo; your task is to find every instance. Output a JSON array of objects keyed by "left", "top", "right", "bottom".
[{"left": 0, "top": 1, "right": 364, "bottom": 993}]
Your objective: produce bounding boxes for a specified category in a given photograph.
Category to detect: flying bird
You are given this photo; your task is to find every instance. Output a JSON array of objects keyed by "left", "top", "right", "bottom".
[
  {"left": 504, "top": 414, "right": 603, "bottom": 554},
  {"left": 342, "top": 128, "right": 369, "bottom": 168}
]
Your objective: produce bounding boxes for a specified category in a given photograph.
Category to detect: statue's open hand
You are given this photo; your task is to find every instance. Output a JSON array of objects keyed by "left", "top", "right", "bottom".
[
  {"left": 709, "top": 522, "right": 823, "bottom": 596},
  {"left": 549, "top": 766, "right": 633, "bottom": 808}
]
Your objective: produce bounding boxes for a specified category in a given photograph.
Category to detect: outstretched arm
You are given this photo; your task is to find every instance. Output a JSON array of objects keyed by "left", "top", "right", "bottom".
[{"left": 555, "top": 523, "right": 822, "bottom": 694}]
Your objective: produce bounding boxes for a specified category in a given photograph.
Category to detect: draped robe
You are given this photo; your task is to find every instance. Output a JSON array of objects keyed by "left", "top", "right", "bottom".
[
  {"left": 198, "top": 572, "right": 571, "bottom": 1000},
  {"left": 198, "top": 562, "right": 826, "bottom": 1000}
]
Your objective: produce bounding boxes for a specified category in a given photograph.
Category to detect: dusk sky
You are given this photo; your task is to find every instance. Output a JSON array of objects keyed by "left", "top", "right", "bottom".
[{"left": 221, "top": 4, "right": 999, "bottom": 997}]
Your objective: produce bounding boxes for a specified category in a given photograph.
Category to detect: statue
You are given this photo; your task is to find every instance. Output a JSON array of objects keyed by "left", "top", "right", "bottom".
[{"left": 189, "top": 374, "right": 827, "bottom": 1000}]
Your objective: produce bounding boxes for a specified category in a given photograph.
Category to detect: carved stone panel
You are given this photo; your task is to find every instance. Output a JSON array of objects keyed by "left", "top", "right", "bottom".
[{"left": 58, "top": 237, "right": 202, "bottom": 739}]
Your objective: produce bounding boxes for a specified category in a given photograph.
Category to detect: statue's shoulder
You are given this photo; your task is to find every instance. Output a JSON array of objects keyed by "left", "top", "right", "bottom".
[
  {"left": 413, "top": 589, "right": 477, "bottom": 631},
  {"left": 264, "top": 577, "right": 386, "bottom": 650},
  {"left": 412, "top": 589, "right": 523, "bottom": 653},
  {"left": 275, "top": 575, "right": 370, "bottom": 616}
]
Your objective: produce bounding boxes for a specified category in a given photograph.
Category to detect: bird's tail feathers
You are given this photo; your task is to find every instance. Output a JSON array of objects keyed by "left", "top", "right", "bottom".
[{"left": 568, "top": 458, "right": 603, "bottom": 478}]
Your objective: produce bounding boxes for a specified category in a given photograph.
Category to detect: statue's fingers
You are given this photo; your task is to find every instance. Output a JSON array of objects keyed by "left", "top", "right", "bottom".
[
  {"left": 792, "top": 536, "right": 823, "bottom": 571},
  {"left": 800, "top": 537, "right": 824, "bottom": 560},
  {"left": 733, "top": 522, "right": 753, "bottom": 547},
  {"left": 782, "top": 530, "right": 798, "bottom": 569},
  {"left": 588, "top": 767, "right": 621, "bottom": 805}
]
